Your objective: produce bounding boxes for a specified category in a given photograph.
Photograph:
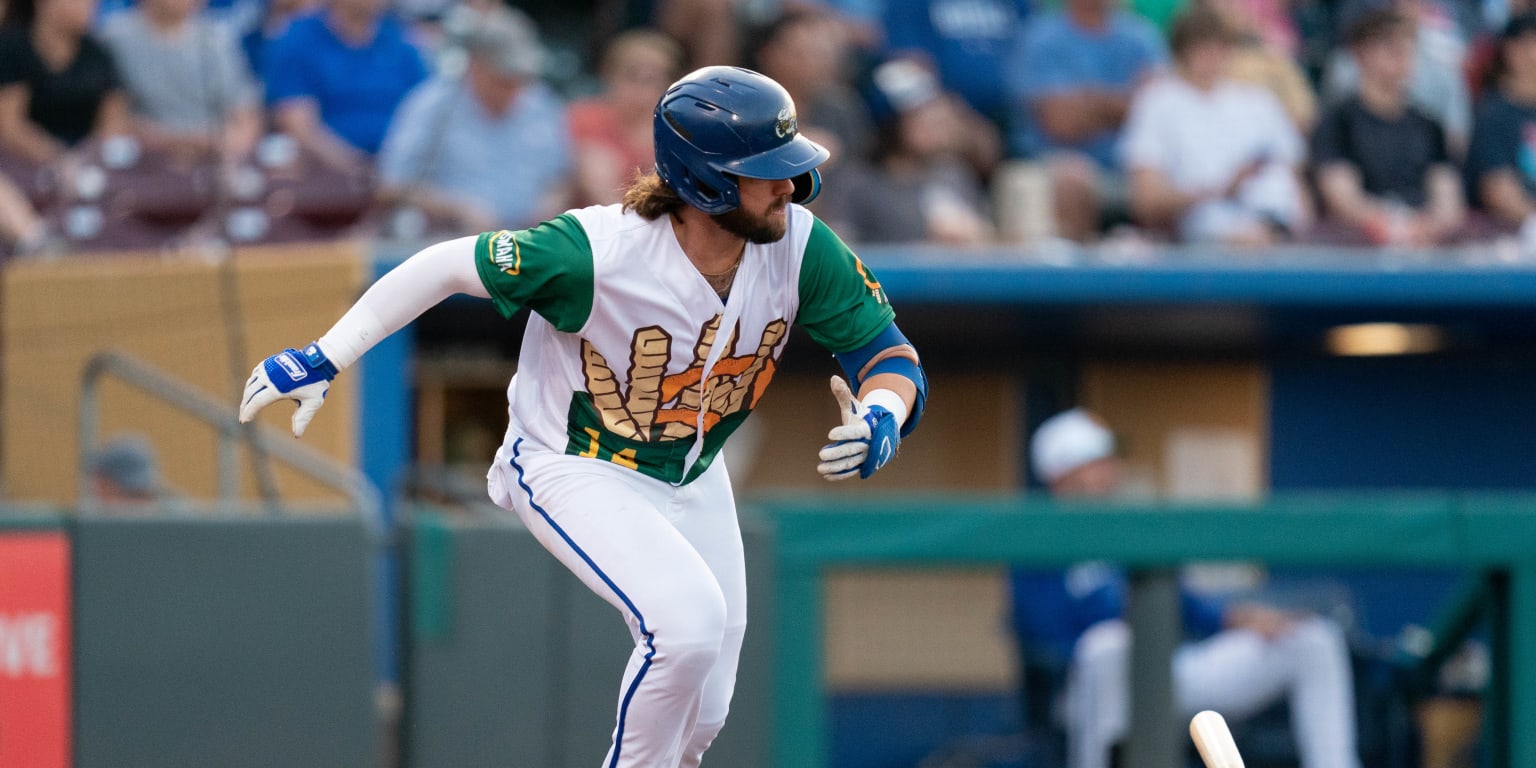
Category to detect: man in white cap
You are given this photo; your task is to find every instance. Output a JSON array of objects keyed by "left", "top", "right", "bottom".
[
  {"left": 1011, "top": 408, "right": 1362, "bottom": 768},
  {"left": 1027, "top": 407, "right": 1122, "bottom": 497}
]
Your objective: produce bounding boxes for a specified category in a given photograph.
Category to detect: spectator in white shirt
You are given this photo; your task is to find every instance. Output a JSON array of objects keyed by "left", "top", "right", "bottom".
[{"left": 1121, "top": 7, "right": 1309, "bottom": 246}]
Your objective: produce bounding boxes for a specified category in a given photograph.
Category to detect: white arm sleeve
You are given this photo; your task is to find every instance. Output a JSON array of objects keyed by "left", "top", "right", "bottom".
[
  {"left": 314, "top": 235, "right": 490, "bottom": 370},
  {"left": 859, "top": 388, "right": 910, "bottom": 428}
]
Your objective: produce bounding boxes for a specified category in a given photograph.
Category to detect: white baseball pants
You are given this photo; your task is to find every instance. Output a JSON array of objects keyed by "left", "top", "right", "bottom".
[
  {"left": 488, "top": 439, "right": 747, "bottom": 768},
  {"left": 1066, "top": 617, "right": 1361, "bottom": 768}
]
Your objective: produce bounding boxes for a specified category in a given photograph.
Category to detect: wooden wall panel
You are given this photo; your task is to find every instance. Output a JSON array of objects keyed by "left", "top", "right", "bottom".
[
  {"left": 1080, "top": 360, "right": 1269, "bottom": 499},
  {"left": 2, "top": 244, "right": 364, "bottom": 503}
]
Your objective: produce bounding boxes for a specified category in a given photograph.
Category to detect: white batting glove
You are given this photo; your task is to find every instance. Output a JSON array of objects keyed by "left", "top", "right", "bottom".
[
  {"left": 817, "top": 376, "right": 900, "bottom": 481},
  {"left": 238, "top": 343, "right": 338, "bottom": 437}
]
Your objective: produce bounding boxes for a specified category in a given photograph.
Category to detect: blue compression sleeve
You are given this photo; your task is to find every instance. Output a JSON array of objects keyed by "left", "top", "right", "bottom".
[{"left": 833, "top": 321, "right": 927, "bottom": 436}]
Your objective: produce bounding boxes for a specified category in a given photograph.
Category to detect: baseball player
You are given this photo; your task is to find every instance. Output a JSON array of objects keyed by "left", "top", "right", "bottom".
[
  {"left": 1011, "top": 409, "right": 1360, "bottom": 768},
  {"left": 238, "top": 66, "right": 928, "bottom": 768}
]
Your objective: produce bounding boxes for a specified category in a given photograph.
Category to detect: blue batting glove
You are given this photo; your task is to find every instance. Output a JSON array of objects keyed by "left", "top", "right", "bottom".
[
  {"left": 238, "top": 343, "right": 337, "bottom": 437},
  {"left": 817, "top": 376, "right": 900, "bottom": 481}
]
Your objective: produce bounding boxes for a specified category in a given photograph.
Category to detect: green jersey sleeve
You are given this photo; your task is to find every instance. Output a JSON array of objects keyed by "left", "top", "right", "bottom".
[
  {"left": 473, "top": 214, "right": 596, "bottom": 333},
  {"left": 796, "top": 216, "right": 896, "bottom": 353}
]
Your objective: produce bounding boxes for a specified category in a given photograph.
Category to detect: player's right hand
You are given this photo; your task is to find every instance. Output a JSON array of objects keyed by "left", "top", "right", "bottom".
[{"left": 238, "top": 343, "right": 338, "bottom": 437}]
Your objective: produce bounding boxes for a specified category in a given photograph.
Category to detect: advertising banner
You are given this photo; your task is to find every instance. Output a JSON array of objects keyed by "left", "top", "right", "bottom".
[{"left": 0, "top": 532, "right": 71, "bottom": 768}]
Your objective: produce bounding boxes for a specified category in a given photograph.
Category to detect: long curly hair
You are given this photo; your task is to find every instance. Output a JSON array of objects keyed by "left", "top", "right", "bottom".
[{"left": 621, "top": 170, "right": 688, "bottom": 220}]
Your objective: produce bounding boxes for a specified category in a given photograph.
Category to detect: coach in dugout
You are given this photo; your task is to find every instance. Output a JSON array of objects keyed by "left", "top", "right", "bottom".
[{"left": 1010, "top": 409, "right": 1361, "bottom": 768}]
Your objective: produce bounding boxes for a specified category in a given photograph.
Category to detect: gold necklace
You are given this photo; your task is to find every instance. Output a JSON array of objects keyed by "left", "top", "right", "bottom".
[
  {"left": 696, "top": 259, "right": 741, "bottom": 278},
  {"left": 698, "top": 257, "right": 742, "bottom": 297}
]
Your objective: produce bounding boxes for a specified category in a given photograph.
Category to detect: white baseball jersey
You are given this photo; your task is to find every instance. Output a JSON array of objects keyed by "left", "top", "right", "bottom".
[{"left": 473, "top": 202, "right": 895, "bottom": 485}]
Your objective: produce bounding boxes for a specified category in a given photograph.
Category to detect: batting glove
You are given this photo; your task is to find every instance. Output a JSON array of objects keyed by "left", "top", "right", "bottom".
[
  {"left": 238, "top": 343, "right": 338, "bottom": 437},
  {"left": 817, "top": 376, "right": 899, "bottom": 481}
]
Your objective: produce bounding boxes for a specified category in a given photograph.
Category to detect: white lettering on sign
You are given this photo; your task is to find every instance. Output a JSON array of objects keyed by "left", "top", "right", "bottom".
[{"left": 0, "top": 613, "right": 59, "bottom": 678}]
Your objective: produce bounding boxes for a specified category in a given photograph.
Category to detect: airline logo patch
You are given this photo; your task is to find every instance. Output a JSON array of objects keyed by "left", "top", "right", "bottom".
[{"left": 489, "top": 230, "right": 521, "bottom": 275}]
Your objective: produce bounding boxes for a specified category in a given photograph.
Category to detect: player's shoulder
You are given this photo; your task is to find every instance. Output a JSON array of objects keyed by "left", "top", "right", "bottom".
[
  {"left": 561, "top": 203, "right": 675, "bottom": 267},
  {"left": 786, "top": 203, "right": 823, "bottom": 248},
  {"left": 791, "top": 204, "right": 857, "bottom": 256},
  {"left": 564, "top": 203, "right": 658, "bottom": 240}
]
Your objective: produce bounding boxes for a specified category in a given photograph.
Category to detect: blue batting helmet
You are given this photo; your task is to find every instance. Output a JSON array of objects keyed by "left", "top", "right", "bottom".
[{"left": 654, "top": 66, "right": 829, "bottom": 215}]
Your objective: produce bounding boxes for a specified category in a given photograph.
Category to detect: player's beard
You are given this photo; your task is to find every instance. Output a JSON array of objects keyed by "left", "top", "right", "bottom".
[{"left": 712, "top": 196, "right": 791, "bottom": 243}]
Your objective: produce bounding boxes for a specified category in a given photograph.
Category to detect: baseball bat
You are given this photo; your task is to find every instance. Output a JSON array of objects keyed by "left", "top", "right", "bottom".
[{"left": 1190, "top": 710, "right": 1245, "bottom": 768}]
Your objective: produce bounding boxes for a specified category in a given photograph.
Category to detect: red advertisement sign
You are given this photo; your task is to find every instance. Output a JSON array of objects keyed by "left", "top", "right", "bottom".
[{"left": 0, "top": 532, "right": 71, "bottom": 768}]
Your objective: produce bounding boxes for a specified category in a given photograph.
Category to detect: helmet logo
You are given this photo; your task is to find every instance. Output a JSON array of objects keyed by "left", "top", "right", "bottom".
[{"left": 775, "top": 107, "right": 797, "bottom": 139}]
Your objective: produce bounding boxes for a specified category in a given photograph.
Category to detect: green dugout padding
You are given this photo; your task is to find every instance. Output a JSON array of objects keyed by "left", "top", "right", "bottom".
[
  {"left": 72, "top": 513, "right": 377, "bottom": 768},
  {"left": 401, "top": 509, "right": 774, "bottom": 768}
]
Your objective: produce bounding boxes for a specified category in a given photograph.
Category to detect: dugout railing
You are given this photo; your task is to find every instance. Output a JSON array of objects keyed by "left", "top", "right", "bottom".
[
  {"left": 757, "top": 493, "right": 1536, "bottom": 768},
  {"left": 76, "top": 349, "right": 382, "bottom": 521}
]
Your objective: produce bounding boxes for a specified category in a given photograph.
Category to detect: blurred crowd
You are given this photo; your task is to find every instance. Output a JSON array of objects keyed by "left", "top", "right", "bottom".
[{"left": 4, "top": 0, "right": 1536, "bottom": 256}]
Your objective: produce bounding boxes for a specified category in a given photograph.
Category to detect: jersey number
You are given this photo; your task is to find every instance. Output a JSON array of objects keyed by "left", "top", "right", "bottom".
[{"left": 577, "top": 427, "right": 639, "bottom": 469}]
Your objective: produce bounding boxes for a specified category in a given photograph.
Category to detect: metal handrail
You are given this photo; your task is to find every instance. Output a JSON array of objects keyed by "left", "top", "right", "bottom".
[{"left": 77, "top": 350, "right": 381, "bottom": 524}]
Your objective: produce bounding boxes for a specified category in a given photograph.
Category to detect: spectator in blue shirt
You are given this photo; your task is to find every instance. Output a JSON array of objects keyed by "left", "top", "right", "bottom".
[
  {"left": 376, "top": 5, "right": 569, "bottom": 235},
  {"left": 241, "top": 0, "right": 315, "bottom": 82},
  {"left": 882, "top": 0, "right": 1031, "bottom": 127},
  {"left": 262, "top": 0, "right": 427, "bottom": 171},
  {"left": 1010, "top": 409, "right": 1362, "bottom": 768},
  {"left": 1004, "top": 0, "right": 1165, "bottom": 240}
]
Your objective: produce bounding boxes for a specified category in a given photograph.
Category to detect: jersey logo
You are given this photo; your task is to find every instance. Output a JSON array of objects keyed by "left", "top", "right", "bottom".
[
  {"left": 580, "top": 315, "right": 787, "bottom": 444},
  {"left": 489, "top": 230, "right": 521, "bottom": 275}
]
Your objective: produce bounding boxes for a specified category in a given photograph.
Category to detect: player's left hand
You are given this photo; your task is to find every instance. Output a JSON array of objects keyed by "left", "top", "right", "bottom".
[{"left": 817, "top": 376, "right": 899, "bottom": 481}]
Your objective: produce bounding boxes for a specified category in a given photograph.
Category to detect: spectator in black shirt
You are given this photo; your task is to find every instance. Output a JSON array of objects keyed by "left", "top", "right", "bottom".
[
  {"left": 1311, "top": 9, "right": 1464, "bottom": 246},
  {"left": 0, "top": 0, "right": 129, "bottom": 164},
  {"left": 1465, "top": 11, "right": 1536, "bottom": 235}
]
